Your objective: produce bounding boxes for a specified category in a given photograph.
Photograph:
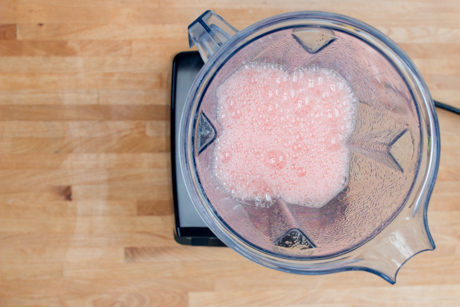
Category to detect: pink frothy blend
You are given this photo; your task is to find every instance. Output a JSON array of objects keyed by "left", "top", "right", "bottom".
[{"left": 213, "top": 63, "right": 359, "bottom": 208}]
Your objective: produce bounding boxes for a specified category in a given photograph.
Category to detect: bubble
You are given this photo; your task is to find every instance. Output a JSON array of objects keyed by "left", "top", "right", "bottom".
[
  {"left": 295, "top": 132, "right": 303, "bottom": 141},
  {"left": 234, "top": 141, "right": 242, "bottom": 152},
  {"left": 264, "top": 150, "right": 287, "bottom": 170},
  {"left": 297, "top": 167, "right": 307, "bottom": 177},
  {"left": 334, "top": 108, "right": 340, "bottom": 117},
  {"left": 221, "top": 151, "right": 232, "bottom": 163},
  {"left": 317, "top": 76, "right": 324, "bottom": 85},
  {"left": 281, "top": 138, "right": 292, "bottom": 148},
  {"left": 231, "top": 109, "right": 244, "bottom": 119}
]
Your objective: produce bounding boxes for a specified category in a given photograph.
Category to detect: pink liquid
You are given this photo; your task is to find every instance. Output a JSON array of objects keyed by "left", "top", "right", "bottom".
[{"left": 213, "top": 64, "right": 358, "bottom": 208}]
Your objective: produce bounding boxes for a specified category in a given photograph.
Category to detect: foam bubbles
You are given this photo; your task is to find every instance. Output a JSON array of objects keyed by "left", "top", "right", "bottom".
[{"left": 213, "top": 63, "right": 359, "bottom": 208}]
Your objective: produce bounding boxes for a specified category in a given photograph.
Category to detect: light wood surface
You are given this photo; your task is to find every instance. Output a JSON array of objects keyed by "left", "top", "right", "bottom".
[{"left": 1, "top": 0, "right": 459, "bottom": 306}]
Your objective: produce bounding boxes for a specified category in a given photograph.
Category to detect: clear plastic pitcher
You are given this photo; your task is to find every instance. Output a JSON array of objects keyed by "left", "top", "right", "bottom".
[{"left": 179, "top": 11, "right": 440, "bottom": 283}]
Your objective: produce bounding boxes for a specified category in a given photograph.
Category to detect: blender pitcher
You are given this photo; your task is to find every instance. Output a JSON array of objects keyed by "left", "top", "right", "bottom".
[{"left": 179, "top": 10, "right": 440, "bottom": 283}]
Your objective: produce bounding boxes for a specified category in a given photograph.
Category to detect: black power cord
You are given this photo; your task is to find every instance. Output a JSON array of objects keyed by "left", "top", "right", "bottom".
[{"left": 434, "top": 100, "right": 460, "bottom": 115}]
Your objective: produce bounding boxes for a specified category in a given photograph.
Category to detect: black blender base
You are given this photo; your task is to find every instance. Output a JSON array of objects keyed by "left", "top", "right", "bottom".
[
  {"left": 174, "top": 228, "right": 226, "bottom": 246},
  {"left": 171, "top": 51, "right": 226, "bottom": 247}
]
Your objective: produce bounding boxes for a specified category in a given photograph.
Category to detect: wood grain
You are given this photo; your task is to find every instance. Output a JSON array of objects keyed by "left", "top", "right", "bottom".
[
  {"left": 0, "top": 72, "right": 168, "bottom": 90},
  {"left": 0, "top": 105, "right": 168, "bottom": 121},
  {"left": 0, "top": 89, "right": 168, "bottom": 105},
  {"left": 0, "top": 40, "right": 132, "bottom": 57},
  {"left": 1, "top": 0, "right": 459, "bottom": 306},
  {"left": 0, "top": 153, "right": 170, "bottom": 169},
  {"left": 0, "top": 24, "right": 17, "bottom": 40},
  {"left": 136, "top": 200, "right": 173, "bottom": 216}
]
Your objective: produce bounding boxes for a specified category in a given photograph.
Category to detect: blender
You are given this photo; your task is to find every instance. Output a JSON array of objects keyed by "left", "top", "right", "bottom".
[{"left": 178, "top": 10, "right": 440, "bottom": 283}]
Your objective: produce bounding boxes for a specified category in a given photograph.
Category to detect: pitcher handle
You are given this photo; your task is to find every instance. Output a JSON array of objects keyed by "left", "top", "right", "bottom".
[{"left": 188, "top": 10, "right": 238, "bottom": 63}]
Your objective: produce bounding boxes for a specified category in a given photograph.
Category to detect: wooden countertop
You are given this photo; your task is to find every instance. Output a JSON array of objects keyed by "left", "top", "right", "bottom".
[{"left": 1, "top": 0, "right": 459, "bottom": 306}]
